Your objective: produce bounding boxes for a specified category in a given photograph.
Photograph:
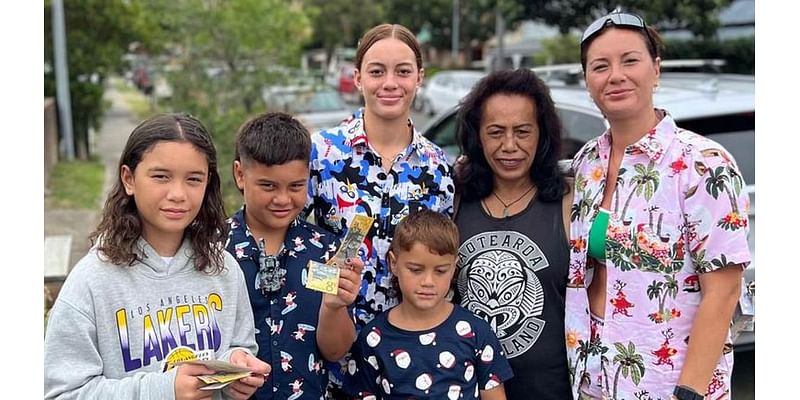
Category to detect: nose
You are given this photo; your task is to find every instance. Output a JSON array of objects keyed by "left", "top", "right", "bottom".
[
  {"left": 421, "top": 271, "right": 435, "bottom": 287},
  {"left": 382, "top": 73, "right": 398, "bottom": 90},
  {"left": 608, "top": 62, "right": 626, "bottom": 84},
  {"left": 166, "top": 181, "right": 187, "bottom": 202},
  {"left": 500, "top": 132, "right": 517, "bottom": 152},
  {"left": 272, "top": 189, "right": 292, "bottom": 205}
]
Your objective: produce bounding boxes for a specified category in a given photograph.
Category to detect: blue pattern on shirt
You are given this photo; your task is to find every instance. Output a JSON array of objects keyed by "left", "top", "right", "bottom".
[
  {"left": 306, "top": 108, "right": 455, "bottom": 330},
  {"left": 345, "top": 305, "right": 514, "bottom": 399}
]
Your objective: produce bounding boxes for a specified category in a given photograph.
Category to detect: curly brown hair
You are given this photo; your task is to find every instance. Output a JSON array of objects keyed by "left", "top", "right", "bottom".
[{"left": 89, "top": 113, "right": 228, "bottom": 272}]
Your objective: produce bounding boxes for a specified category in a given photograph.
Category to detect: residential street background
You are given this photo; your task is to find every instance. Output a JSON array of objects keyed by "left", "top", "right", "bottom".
[{"left": 43, "top": 82, "right": 755, "bottom": 399}]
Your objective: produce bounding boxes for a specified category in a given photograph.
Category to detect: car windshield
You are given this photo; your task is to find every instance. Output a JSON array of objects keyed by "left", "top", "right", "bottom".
[
  {"left": 267, "top": 88, "right": 347, "bottom": 114},
  {"left": 285, "top": 90, "right": 347, "bottom": 113}
]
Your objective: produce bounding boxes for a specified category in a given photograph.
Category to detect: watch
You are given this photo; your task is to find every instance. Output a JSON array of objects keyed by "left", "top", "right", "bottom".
[{"left": 673, "top": 385, "right": 704, "bottom": 400}]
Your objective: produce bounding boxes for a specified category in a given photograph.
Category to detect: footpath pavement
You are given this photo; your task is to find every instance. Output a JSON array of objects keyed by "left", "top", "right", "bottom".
[{"left": 44, "top": 82, "right": 139, "bottom": 275}]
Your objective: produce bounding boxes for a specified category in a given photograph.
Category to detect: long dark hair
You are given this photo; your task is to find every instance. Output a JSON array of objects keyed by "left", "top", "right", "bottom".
[
  {"left": 90, "top": 113, "right": 227, "bottom": 272},
  {"left": 455, "top": 68, "right": 568, "bottom": 203}
]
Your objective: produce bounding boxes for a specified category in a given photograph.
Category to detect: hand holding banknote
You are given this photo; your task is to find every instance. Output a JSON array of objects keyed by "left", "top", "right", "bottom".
[
  {"left": 322, "top": 256, "right": 364, "bottom": 310},
  {"left": 223, "top": 350, "right": 270, "bottom": 400}
]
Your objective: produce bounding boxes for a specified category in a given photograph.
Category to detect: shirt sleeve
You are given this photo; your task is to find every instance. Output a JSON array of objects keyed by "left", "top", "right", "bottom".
[
  {"left": 343, "top": 329, "right": 382, "bottom": 399},
  {"left": 438, "top": 162, "right": 455, "bottom": 218},
  {"left": 304, "top": 139, "right": 321, "bottom": 221},
  {"left": 474, "top": 321, "right": 514, "bottom": 391},
  {"left": 216, "top": 255, "right": 258, "bottom": 362},
  {"left": 685, "top": 144, "right": 751, "bottom": 274},
  {"left": 44, "top": 293, "right": 177, "bottom": 400}
]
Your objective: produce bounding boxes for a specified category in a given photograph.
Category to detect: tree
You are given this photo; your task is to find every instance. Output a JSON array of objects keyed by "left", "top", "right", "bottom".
[
  {"left": 139, "top": 0, "right": 312, "bottom": 210},
  {"left": 528, "top": 0, "right": 731, "bottom": 39},
  {"left": 44, "top": 0, "right": 155, "bottom": 160},
  {"left": 302, "top": 0, "right": 385, "bottom": 63}
]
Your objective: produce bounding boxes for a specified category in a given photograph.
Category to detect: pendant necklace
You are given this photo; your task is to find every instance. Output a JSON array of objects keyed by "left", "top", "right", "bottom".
[{"left": 491, "top": 185, "right": 535, "bottom": 218}]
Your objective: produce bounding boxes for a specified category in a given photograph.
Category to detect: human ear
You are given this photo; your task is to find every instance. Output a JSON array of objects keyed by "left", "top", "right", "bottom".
[
  {"left": 388, "top": 250, "right": 397, "bottom": 273},
  {"left": 120, "top": 165, "right": 135, "bottom": 196},
  {"left": 233, "top": 160, "right": 245, "bottom": 191},
  {"left": 354, "top": 68, "right": 363, "bottom": 91}
]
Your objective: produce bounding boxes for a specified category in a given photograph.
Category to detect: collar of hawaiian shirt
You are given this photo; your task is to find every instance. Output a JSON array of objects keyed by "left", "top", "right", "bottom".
[
  {"left": 597, "top": 108, "right": 677, "bottom": 164},
  {"left": 342, "top": 107, "right": 429, "bottom": 162},
  {"left": 230, "top": 206, "right": 300, "bottom": 262}
]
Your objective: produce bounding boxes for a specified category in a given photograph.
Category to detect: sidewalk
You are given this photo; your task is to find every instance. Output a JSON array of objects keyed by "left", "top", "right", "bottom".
[{"left": 44, "top": 81, "right": 139, "bottom": 272}]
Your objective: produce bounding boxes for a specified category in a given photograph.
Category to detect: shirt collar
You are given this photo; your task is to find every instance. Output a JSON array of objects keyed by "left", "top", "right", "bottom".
[
  {"left": 340, "top": 108, "right": 429, "bottom": 161},
  {"left": 228, "top": 207, "right": 299, "bottom": 260},
  {"left": 597, "top": 109, "right": 676, "bottom": 163}
]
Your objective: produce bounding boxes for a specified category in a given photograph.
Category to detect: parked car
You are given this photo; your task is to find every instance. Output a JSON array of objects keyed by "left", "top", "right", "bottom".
[
  {"left": 261, "top": 85, "right": 352, "bottom": 132},
  {"left": 416, "top": 70, "right": 485, "bottom": 116},
  {"left": 422, "top": 68, "right": 755, "bottom": 351}
]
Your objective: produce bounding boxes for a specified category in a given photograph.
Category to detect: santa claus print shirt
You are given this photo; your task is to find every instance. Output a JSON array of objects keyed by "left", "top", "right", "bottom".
[{"left": 345, "top": 305, "right": 513, "bottom": 399}]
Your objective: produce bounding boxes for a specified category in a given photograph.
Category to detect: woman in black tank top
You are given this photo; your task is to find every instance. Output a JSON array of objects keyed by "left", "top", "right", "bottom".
[{"left": 451, "top": 68, "right": 574, "bottom": 400}]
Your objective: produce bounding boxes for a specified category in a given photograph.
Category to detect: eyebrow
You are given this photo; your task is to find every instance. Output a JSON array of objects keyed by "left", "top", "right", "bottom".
[
  {"left": 365, "top": 61, "right": 415, "bottom": 68},
  {"left": 484, "top": 122, "right": 534, "bottom": 130},
  {"left": 589, "top": 50, "right": 645, "bottom": 64},
  {"left": 146, "top": 167, "right": 207, "bottom": 175}
]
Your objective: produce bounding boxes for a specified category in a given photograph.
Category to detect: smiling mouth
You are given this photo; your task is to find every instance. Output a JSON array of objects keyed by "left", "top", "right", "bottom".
[
  {"left": 497, "top": 159, "right": 522, "bottom": 167},
  {"left": 162, "top": 209, "right": 188, "bottom": 218}
]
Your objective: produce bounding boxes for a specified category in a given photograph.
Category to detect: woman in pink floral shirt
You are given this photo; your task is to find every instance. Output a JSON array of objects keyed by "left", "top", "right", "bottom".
[{"left": 564, "top": 10, "right": 751, "bottom": 400}]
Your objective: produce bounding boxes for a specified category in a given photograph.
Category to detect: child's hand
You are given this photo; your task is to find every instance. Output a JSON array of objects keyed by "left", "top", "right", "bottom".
[
  {"left": 224, "top": 350, "right": 271, "bottom": 399},
  {"left": 323, "top": 257, "right": 364, "bottom": 309},
  {"left": 174, "top": 363, "right": 215, "bottom": 400}
]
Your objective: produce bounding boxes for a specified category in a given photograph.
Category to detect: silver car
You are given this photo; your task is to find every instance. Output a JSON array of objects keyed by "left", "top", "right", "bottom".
[
  {"left": 416, "top": 70, "right": 485, "bottom": 116},
  {"left": 422, "top": 68, "right": 755, "bottom": 351},
  {"left": 262, "top": 85, "right": 352, "bottom": 133}
]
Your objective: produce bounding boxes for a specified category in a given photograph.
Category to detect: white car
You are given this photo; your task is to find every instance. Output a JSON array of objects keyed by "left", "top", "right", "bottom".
[
  {"left": 416, "top": 70, "right": 485, "bottom": 116},
  {"left": 422, "top": 68, "right": 755, "bottom": 351}
]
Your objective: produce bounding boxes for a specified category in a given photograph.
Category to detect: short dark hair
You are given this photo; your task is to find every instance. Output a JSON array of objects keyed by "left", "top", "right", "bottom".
[
  {"left": 234, "top": 112, "right": 311, "bottom": 168},
  {"left": 455, "top": 68, "right": 569, "bottom": 203}
]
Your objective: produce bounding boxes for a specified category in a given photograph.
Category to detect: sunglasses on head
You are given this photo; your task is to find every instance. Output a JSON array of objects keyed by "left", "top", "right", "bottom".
[{"left": 581, "top": 11, "right": 653, "bottom": 46}]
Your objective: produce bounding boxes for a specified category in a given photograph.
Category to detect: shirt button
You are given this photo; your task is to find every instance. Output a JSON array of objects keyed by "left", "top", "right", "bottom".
[
  {"left": 377, "top": 172, "right": 387, "bottom": 180},
  {"left": 273, "top": 340, "right": 278, "bottom": 346}
]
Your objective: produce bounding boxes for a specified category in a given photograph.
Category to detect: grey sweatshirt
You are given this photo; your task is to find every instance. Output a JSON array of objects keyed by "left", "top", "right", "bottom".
[{"left": 44, "top": 238, "right": 258, "bottom": 400}]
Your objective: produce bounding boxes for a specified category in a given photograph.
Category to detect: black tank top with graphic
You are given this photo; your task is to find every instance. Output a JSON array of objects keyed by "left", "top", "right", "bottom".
[{"left": 454, "top": 195, "right": 571, "bottom": 400}]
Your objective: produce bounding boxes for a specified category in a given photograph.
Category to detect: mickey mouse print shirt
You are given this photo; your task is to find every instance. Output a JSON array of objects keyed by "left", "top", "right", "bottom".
[{"left": 306, "top": 108, "right": 455, "bottom": 327}]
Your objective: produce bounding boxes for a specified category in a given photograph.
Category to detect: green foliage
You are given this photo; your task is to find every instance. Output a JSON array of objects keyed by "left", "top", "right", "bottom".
[
  {"left": 144, "top": 0, "right": 312, "bottom": 213},
  {"left": 533, "top": 33, "right": 581, "bottom": 65},
  {"left": 528, "top": 0, "right": 731, "bottom": 39},
  {"left": 663, "top": 37, "right": 755, "bottom": 74},
  {"left": 44, "top": 0, "right": 156, "bottom": 159},
  {"left": 46, "top": 159, "right": 105, "bottom": 210}
]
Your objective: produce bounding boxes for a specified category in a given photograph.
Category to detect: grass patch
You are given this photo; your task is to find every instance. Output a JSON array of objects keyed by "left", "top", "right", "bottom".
[
  {"left": 111, "top": 78, "right": 157, "bottom": 120},
  {"left": 46, "top": 159, "right": 104, "bottom": 209}
]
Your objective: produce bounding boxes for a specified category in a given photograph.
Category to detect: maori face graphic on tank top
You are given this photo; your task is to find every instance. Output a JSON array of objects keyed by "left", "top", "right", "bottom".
[{"left": 458, "top": 230, "right": 549, "bottom": 358}]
